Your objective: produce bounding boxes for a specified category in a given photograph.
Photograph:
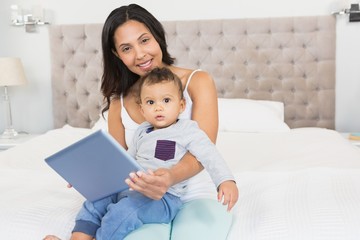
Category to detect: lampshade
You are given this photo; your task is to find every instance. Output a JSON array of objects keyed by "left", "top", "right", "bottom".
[{"left": 0, "top": 57, "right": 27, "bottom": 86}]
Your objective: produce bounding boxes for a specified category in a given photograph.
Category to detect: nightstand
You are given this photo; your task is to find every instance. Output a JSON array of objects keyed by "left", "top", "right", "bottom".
[
  {"left": 0, "top": 133, "right": 39, "bottom": 151},
  {"left": 339, "top": 133, "right": 360, "bottom": 148}
]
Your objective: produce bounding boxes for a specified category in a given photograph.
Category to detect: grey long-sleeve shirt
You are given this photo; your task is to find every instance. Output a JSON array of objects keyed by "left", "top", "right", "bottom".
[{"left": 127, "top": 119, "right": 235, "bottom": 197}]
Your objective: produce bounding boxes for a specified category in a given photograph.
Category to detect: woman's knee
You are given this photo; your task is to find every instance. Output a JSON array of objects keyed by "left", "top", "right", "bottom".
[{"left": 171, "top": 199, "right": 233, "bottom": 240}]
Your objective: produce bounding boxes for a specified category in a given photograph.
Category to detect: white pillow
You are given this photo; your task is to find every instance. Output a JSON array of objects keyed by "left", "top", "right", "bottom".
[
  {"left": 91, "top": 99, "right": 290, "bottom": 133},
  {"left": 218, "top": 98, "right": 290, "bottom": 132}
]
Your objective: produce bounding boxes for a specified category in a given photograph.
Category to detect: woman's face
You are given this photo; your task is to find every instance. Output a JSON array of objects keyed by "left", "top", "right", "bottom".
[{"left": 113, "top": 20, "right": 164, "bottom": 77}]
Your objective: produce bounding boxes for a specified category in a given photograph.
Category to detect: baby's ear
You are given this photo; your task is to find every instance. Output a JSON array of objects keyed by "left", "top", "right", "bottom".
[{"left": 179, "top": 98, "right": 186, "bottom": 113}]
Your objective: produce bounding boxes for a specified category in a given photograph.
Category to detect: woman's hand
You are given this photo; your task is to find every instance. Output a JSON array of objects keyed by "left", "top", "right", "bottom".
[{"left": 125, "top": 169, "right": 174, "bottom": 200}]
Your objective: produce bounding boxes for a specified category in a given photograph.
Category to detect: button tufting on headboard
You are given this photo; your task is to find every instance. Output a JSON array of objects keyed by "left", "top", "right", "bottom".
[{"left": 49, "top": 16, "right": 335, "bottom": 129}]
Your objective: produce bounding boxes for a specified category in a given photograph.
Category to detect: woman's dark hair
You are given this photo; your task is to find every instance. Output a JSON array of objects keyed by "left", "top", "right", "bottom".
[{"left": 101, "top": 4, "right": 175, "bottom": 114}]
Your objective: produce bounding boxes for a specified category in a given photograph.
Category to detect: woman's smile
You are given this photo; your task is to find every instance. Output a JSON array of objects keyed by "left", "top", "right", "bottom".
[{"left": 137, "top": 59, "right": 153, "bottom": 72}]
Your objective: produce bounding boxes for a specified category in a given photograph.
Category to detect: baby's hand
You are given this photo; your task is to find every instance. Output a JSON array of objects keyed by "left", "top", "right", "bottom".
[{"left": 217, "top": 180, "right": 239, "bottom": 212}]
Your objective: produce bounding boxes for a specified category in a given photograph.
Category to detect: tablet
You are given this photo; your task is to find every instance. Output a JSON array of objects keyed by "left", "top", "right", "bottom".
[{"left": 45, "top": 129, "right": 143, "bottom": 202}]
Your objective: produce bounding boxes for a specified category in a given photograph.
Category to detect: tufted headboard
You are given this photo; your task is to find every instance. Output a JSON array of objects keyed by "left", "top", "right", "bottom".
[{"left": 49, "top": 15, "right": 336, "bottom": 129}]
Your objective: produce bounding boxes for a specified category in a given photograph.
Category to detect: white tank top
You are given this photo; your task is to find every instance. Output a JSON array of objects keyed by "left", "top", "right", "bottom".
[{"left": 121, "top": 69, "right": 216, "bottom": 202}]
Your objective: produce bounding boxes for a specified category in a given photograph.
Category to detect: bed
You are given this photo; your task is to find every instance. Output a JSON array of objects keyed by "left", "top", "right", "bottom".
[{"left": 1, "top": 15, "right": 360, "bottom": 240}]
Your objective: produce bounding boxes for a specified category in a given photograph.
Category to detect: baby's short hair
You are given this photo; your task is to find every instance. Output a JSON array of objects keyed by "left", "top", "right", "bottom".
[{"left": 138, "top": 67, "right": 184, "bottom": 102}]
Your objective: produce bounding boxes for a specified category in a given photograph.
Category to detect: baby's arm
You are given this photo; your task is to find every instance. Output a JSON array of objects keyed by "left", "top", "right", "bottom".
[{"left": 217, "top": 180, "right": 238, "bottom": 211}]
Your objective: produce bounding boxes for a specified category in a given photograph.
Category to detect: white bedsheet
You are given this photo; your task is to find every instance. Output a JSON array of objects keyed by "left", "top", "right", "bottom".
[{"left": 1, "top": 126, "right": 360, "bottom": 239}]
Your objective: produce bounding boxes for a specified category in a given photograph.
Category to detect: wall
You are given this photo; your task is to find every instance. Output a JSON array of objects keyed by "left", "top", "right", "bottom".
[{"left": 0, "top": 0, "right": 359, "bottom": 134}]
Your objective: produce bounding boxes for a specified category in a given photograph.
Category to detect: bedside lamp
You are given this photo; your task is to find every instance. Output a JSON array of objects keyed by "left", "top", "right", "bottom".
[{"left": 0, "top": 58, "right": 28, "bottom": 139}]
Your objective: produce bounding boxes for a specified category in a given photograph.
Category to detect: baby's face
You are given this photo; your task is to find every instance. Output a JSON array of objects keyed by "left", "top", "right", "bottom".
[{"left": 140, "top": 81, "right": 185, "bottom": 129}]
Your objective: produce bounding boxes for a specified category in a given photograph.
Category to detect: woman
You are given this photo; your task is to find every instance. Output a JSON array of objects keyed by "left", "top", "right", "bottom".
[{"left": 45, "top": 3, "right": 234, "bottom": 240}]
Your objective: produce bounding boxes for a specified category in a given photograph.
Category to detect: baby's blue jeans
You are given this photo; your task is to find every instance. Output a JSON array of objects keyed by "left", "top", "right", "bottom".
[{"left": 73, "top": 190, "right": 182, "bottom": 240}]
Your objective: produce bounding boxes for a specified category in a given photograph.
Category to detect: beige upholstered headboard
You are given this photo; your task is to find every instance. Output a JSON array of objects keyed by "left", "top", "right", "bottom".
[{"left": 49, "top": 15, "right": 336, "bottom": 129}]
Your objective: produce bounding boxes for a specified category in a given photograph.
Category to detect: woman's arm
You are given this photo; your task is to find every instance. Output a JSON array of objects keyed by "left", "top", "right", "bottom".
[
  {"left": 188, "top": 70, "right": 219, "bottom": 143},
  {"left": 108, "top": 98, "right": 127, "bottom": 149}
]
